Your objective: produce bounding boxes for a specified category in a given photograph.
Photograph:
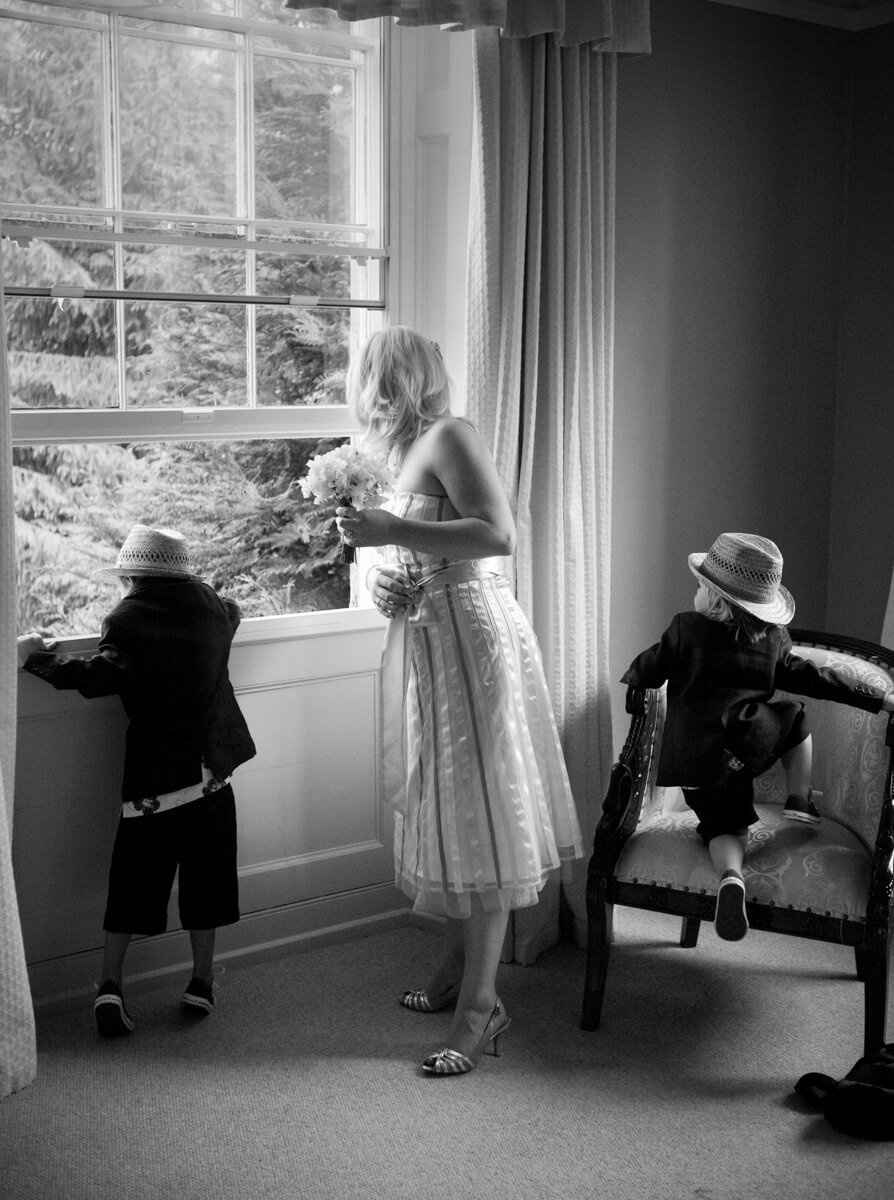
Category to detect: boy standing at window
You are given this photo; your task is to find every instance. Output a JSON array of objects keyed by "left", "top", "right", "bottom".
[{"left": 17, "top": 525, "right": 256, "bottom": 1036}]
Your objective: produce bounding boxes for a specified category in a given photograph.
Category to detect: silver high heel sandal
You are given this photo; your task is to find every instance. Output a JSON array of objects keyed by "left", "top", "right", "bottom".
[
  {"left": 421, "top": 1000, "right": 511, "bottom": 1076},
  {"left": 399, "top": 982, "right": 460, "bottom": 1013}
]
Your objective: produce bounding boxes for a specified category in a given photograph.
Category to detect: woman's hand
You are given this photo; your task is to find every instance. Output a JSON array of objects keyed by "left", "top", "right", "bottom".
[
  {"left": 335, "top": 505, "right": 398, "bottom": 549},
  {"left": 366, "top": 565, "right": 412, "bottom": 620}
]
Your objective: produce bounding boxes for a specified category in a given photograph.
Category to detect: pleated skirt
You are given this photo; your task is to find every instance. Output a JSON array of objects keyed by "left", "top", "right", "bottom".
[{"left": 393, "top": 573, "right": 583, "bottom": 918}]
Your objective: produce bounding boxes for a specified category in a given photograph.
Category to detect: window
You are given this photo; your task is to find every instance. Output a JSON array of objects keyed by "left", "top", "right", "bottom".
[{"left": 1, "top": 0, "right": 386, "bottom": 635}]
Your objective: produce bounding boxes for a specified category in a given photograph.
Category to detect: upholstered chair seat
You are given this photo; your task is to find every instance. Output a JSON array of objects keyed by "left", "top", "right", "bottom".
[{"left": 616, "top": 797, "right": 872, "bottom": 923}]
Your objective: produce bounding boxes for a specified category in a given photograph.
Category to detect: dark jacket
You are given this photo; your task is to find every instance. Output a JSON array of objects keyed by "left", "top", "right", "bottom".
[
  {"left": 622, "top": 611, "right": 885, "bottom": 787},
  {"left": 24, "top": 577, "right": 256, "bottom": 803}
]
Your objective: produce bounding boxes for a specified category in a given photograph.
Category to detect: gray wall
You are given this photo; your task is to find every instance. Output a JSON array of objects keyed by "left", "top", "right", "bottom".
[
  {"left": 610, "top": 0, "right": 891, "bottom": 746},
  {"left": 828, "top": 23, "right": 894, "bottom": 640}
]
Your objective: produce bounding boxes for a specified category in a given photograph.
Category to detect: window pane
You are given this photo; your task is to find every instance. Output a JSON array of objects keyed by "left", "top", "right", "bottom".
[
  {"left": 5, "top": 296, "right": 118, "bottom": 410},
  {"left": 256, "top": 306, "right": 354, "bottom": 406},
  {"left": 0, "top": 18, "right": 106, "bottom": 208},
  {"left": 118, "top": 35, "right": 238, "bottom": 216},
  {"left": 14, "top": 438, "right": 351, "bottom": 637},
  {"left": 254, "top": 53, "right": 356, "bottom": 224},
  {"left": 125, "top": 302, "right": 248, "bottom": 408},
  {"left": 2, "top": 236, "right": 116, "bottom": 289},
  {"left": 255, "top": 248, "right": 378, "bottom": 302},
  {"left": 123, "top": 239, "right": 245, "bottom": 295}
]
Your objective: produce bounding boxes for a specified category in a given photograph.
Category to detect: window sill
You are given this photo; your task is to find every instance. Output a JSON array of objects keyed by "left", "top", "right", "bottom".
[
  {"left": 26, "top": 606, "right": 385, "bottom": 658},
  {"left": 234, "top": 606, "right": 385, "bottom": 646}
]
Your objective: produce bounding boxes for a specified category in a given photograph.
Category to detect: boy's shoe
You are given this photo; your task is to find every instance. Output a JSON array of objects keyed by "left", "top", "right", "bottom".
[
  {"left": 783, "top": 791, "right": 822, "bottom": 825},
  {"left": 714, "top": 872, "right": 748, "bottom": 942},
  {"left": 94, "top": 980, "right": 135, "bottom": 1037},
  {"left": 181, "top": 977, "right": 214, "bottom": 1016}
]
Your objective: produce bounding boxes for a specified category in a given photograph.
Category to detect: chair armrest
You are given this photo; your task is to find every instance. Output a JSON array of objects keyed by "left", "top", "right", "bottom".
[{"left": 788, "top": 628, "right": 894, "bottom": 926}]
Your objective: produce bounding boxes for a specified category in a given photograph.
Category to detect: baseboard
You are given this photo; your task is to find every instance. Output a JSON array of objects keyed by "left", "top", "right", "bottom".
[{"left": 28, "top": 883, "right": 419, "bottom": 1017}]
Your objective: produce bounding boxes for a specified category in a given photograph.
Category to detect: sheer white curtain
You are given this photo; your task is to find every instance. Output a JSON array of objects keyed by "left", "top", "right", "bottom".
[
  {"left": 465, "top": 26, "right": 641, "bottom": 962},
  {"left": 0, "top": 241, "right": 37, "bottom": 1097}
]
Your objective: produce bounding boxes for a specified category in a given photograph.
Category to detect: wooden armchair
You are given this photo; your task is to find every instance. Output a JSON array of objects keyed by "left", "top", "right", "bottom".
[{"left": 580, "top": 630, "right": 894, "bottom": 1056}]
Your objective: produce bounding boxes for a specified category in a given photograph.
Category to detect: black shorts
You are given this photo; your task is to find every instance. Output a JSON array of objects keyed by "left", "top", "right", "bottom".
[
  {"left": 103, "top": 785, "right": 239, "bottom": 935},
  {"left": 683, "top": 707, "right": 811, "bottom": 842},
  {"left": 683, "top": 770, "right": 759, "bottom": 843}
]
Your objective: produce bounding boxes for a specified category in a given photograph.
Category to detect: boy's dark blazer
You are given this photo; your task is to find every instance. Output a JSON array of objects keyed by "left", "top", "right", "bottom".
[
  {"left": 622, "top": 610, "right": 885, "bottom": 788},
  {"left": 24, "top": 577, "right": 256, "bottom": 802}
]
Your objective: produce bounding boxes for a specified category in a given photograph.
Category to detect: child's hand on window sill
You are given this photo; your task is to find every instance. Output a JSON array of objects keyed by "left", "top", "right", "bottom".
[{"left": 16, "top": 633, "right": 52, "bottom": 667}]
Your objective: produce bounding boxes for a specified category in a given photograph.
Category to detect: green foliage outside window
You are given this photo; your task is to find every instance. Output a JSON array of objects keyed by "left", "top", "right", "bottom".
[
  {"left": 2, "top": 3, "right": 383, "bottom": 635},
  {"left": 13, "top": 438, "right": 351, "bottom": 636}
]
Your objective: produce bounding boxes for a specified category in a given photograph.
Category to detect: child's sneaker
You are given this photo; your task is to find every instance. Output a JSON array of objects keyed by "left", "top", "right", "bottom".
[
  {"left": 714, "top": 871, "right": 748, "bottom": 941},
  {"left": 783, "top": 790, "right": 822, "bottom": 825},
  {"left": 94, "top": 980, "right": 135, "bottom": 1037},
  {"left": 181, "top": 977, "right": 214, "bottom": 1016}
]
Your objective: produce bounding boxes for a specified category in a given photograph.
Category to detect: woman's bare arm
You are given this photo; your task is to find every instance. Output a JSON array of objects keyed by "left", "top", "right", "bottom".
[{"left": 338, "top": 419, "right": 516, "bottom": 560}]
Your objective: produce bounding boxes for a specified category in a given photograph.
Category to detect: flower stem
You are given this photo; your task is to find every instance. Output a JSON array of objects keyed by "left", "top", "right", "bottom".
[{"left": 338, "top": 497, "right": 355, "bottom": 564}]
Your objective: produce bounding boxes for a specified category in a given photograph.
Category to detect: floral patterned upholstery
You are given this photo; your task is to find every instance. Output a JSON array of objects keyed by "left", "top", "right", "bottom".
[{"left": 616, "top": 804, "right": 870, "bottom": 920}]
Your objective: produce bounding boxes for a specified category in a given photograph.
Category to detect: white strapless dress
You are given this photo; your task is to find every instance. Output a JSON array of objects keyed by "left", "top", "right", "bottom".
[{"left": 378, "top": 491, "right": 583, "bottom": 918}]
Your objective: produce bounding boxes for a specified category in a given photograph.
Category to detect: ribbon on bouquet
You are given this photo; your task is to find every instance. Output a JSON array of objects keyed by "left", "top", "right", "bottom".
[{"left": 380, "top": 560, "right": 501, "bottom": 811}]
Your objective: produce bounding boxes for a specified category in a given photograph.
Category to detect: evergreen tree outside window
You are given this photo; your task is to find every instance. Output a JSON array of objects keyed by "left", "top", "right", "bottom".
[{"left": 1, "top": 0, "right": 385, "bottom": 636}]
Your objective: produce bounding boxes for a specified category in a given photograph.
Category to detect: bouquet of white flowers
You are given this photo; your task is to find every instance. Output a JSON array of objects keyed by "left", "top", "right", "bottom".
[{"left": 298, "top": 444, "right": 391, "bottom": 563}]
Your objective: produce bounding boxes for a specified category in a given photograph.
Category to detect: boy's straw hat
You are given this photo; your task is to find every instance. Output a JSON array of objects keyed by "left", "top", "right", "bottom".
[
  {"left": 95, "top": 524, "right": 200, "bottom": 582},
  {"left": 688, "top": 532, "right": 795, "bottom": 625}
]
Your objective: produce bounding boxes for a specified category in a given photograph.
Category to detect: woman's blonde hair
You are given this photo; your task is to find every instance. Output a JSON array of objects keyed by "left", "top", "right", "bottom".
[
  {"left": 347, "top": 327, "right": 451, "bottom": 463},
  {"left": 701, "top": 583, "right": 772, "bottom": 644}
]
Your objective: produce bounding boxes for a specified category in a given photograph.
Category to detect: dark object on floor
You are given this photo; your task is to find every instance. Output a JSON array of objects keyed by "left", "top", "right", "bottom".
[{"left": 796, "top": 1044, "right": 894, "bottom": 1140}]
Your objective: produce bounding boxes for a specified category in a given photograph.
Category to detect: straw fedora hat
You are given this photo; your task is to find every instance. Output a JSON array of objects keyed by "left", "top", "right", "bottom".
[
  {"left": 688, "top": 532, "right": 795, "bottom": 625},
  {"left": 95, "top": 525, "right": 200, "bottom": 582}
]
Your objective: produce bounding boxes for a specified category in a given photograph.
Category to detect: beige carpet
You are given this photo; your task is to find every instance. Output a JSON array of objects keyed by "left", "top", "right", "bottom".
[{"left": 0, "top": 909, "right": 891, "bottom": 1200}]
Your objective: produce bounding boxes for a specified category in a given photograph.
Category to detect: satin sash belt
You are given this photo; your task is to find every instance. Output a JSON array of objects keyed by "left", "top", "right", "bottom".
[{"left": 380, "top": 561, "right": 501, "bottom": 810}]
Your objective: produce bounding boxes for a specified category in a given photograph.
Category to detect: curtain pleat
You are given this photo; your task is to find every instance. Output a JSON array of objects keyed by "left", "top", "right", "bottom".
[
  {"left": 0, "top": 240, "right": 37, "bottom": 1098},
  {"left": 466, "top": 29, "right": 616, "bottom": 963}
]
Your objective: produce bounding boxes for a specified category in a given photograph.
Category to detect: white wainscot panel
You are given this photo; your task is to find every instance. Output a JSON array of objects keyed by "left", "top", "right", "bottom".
[
  {"left": 235, "top": 666, "right": 389, "bottom": 911},
  {"left": 14, "top": 691, "right": 126, "bottom": 964}
]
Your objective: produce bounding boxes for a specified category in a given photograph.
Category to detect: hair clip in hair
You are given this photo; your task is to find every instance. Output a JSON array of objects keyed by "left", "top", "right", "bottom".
[{"left": 430, "top": 340, "right": 442, "bottom": 359}]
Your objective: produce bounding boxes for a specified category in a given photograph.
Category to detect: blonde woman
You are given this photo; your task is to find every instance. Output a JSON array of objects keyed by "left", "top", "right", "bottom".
[{"left": 336, "top": 327, "right": 582, "bottom": 1076}]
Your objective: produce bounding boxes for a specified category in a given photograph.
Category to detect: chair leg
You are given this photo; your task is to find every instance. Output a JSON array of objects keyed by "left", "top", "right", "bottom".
[
  {"left": 854, "top": 944, "right": 866, "bottom": 982},
  {"left": 680, "top": 917, "right": 701, "bottom": 948},
  {"left": 581, "top": 878, "right": 612, "bottom": 1031},
  {"left": 862, "top": 922, "right": 890, "bottom": 1056}
]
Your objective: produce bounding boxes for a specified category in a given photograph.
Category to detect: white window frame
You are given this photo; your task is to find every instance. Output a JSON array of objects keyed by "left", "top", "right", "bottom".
[{"left": 3, "top": 1, "right": 392, "bottom": 635}]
